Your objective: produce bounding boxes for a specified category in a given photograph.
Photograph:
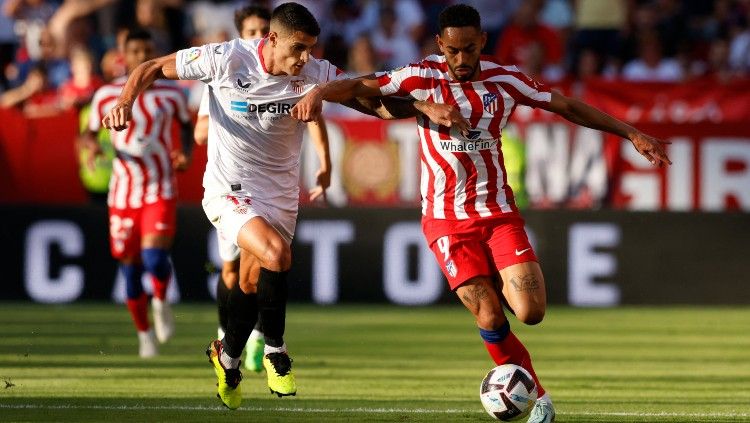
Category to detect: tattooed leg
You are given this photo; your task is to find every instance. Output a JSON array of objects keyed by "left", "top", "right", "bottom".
[{"left": 499, "top": 262, "right": 547, "bottom": 325}]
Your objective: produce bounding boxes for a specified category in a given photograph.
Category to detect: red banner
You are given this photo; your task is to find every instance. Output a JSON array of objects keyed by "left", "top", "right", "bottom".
[{"left": 2, "top": 80, "right": 750, "bottom": 211}]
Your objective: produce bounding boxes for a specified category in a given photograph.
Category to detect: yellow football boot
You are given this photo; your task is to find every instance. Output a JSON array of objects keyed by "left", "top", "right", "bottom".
[
  {"left": 205, "top": 340, "right": 242, "bottom": 409},
  {"left": 263, "top": 352, "right": 297, "bottom": 397}
]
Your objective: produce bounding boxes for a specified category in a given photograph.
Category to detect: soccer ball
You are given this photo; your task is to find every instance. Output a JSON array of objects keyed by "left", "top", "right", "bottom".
[{"left": 479, "top": 364, "right": 538, "bottom": 421}]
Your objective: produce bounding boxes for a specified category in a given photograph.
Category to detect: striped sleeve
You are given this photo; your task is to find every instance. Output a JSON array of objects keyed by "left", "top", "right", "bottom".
[
  {"left": 486, "top": 65, "right": 552, "bottom": 108},
  {"left": 375, "top": 65, "right": 419, "bottom": 97}
]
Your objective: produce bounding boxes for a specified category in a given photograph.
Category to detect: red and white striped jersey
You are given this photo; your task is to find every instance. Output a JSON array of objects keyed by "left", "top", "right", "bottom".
[
  {"left": 89, "top": 78, "right": 190, "bottom": 209},
  {"left": 376, "top": 55, "right": 552, "bottom": 220}
]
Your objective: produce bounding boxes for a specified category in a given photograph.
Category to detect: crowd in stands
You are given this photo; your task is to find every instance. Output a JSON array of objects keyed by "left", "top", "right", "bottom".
[{"left": 1, "top": 0, "right": 750, "bottom": 118}]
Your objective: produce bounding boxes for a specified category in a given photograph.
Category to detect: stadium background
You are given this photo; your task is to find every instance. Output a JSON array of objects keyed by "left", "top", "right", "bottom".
[
  {"left": 1, "top": 0, "right": 748, "bottom": 305},
  {"left": 1, "top": 1, "right": 749, "bottom": 422}
]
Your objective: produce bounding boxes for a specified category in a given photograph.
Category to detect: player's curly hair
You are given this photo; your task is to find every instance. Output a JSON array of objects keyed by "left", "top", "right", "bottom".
[
  {"left": 271, "top": 2, "right": 320, "bottom": 37},
  {"left": 234, "top": 5, "right": 271, "bottom": 34},
  {"left": 438, "top": 4, "right": 481, "bottom": 33}
]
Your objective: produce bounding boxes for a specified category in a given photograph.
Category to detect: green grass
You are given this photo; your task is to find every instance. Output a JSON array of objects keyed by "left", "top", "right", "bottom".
[{"left": 1, "top": 303, "right": 749, "bottom": 422}]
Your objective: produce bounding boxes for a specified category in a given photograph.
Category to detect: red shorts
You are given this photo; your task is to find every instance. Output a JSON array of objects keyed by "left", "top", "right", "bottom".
[
  {"left": 422, "top": 214, "right": 537, "bottom": 290},
  {"left": 109, "top": 199, "right": 176, "bottom": 259}
]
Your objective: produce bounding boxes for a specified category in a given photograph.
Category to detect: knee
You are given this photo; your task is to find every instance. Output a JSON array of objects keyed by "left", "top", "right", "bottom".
[
  {"left": 476, "top": 306, "right": 507, "bottom": 330},
  {"left": 142, "top": 248, "right": 171, "bottom": 279},
  {"left": 261, "top": 242, "right": 291, "bottom": 272},
  {"left": 514, "top": 304, "right": 545, "bottom": 326}
]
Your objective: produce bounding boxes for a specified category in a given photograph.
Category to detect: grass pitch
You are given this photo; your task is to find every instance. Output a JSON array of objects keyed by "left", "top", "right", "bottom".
[{"left": 0, "top": 303, "right": 749, "bottom": 422}]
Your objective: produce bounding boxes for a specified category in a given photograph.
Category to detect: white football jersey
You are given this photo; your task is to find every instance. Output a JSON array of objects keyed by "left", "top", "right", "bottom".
[{"left": 176, "top": 37, "right": 345, "bottom": 212}]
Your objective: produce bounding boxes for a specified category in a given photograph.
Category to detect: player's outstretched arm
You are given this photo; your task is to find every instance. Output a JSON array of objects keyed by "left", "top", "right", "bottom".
[
  {"left": 292, "top": 77, "right": 382, "bottom": 122},
  {"left": 307, "top": 117, "right": 331, "bottom": 202},
  {"left": 545, "top": 91, "right": 672, "bottom": 167},
  {"left": 102, "top": 53, "right": 178, "bottom": 131}
]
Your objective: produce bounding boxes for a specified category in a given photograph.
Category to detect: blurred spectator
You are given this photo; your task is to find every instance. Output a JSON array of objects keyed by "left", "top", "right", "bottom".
[
  {"left": 460, "top": 0, "right": 522, "bottom": 54},
  {"left": 321, "top": 0, "right": 362, "bottom": 47},
  {"left": 99, "top": 25, "right": 128, "bottom": 82},
  {"left": 0, "top": 0, "right": 18, "bottom": 91},
  {"left": 135, "top": 0, "right": 189, "bottom": 55},
  {"left": 622, "top": 31, "right": 683, "bottom": 82},
  {"left": 347, "top": 34, "right": 379, "bottom": 76},
  {"left": 494, "top": 1, "right": 563, "bottom": 78},
  {"left": 569, "top": 0, "right": 627, "bottom": 76},
  {"left": 369, "top": 5, "right": 419, "bottom": 69},
  {"left": 58, "top": 45, "right": 102, "bottom": 109},
  {"left": 188, "top": 0, "right": 242, "bottom": 44},
  {"left": 729, "top": 9, "right": 750, "bottom": 72},
  {"left": 8, "top": 28, "right": 70, "bottom": 89},
  {"left": 3, "top": 0, "right": 57, "bottom": 63},
  {"left": 0, "top": 62, "right": 59, "bottom": 117},
  {"left": 46, "top": 0, "right": 115, "bottom": 58},
  {"left": 359, "top": 0, "right": 424, "bottom": 42}
]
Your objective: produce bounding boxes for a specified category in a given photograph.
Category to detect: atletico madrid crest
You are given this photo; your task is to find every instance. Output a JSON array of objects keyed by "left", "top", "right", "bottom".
[{"left": 483, "top": 93, "right": 498, "bottom": 114}]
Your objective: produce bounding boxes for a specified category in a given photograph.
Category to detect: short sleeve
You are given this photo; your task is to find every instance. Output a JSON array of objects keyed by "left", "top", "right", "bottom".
[
  {"left": 488, "top": 66, "right": 552, "bottom": 108},
  {"left": 316, "top": 59, "right": 348, "bottom": 83},
  {"left": 176, "top": 44, "right": 221, "bottom": 82},
  {"left": 375, "top": 65, "right": 420, "bottom": 97}
]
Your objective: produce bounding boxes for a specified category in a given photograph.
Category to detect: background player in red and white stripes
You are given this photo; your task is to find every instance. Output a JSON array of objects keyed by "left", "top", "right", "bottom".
[
  {"left": 85, "top": 28, "right": 193, "bottom": 358},
  {"left": 292, "top": 4, "right": 671, "bottom": 423}
]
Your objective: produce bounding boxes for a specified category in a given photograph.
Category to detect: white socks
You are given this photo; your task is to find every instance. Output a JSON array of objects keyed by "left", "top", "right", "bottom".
[{"left": 264, "top": 342, "right": 287, "bottom": 355}]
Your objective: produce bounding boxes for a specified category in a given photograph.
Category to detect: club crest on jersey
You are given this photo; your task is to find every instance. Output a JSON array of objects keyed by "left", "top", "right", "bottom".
[
  {"left": 483, "top": 93, "right": 499, "bottom": 114},
  {"left": 184, "top": 48, "right": 201, "bottom": 64},
  {"left": 445, "top": 259, "right": 458, "bottom": 278},
  {"left": 291, "top": 79, "right": 305, "bottom": 94}
]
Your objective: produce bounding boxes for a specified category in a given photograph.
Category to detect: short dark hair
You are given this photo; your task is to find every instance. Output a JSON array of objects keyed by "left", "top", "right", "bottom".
[
  {"left": 271, "top": 2, "right": 320, "bottom": 37},
  {"left": 438, "top": 4, "right": 481, "bottom": 33},
  {"left": 125, "top": 27, "right": 152, "bottom": 44},
  {"left": 234, "top": 5, "right": 271, "bottom": 33}
]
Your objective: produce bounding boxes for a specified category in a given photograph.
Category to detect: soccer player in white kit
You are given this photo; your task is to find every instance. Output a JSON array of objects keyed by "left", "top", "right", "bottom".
[
  {"left": 102, "top": 2, "right": 423, "bottom": 410},
  {"left": 193, "top": 4, "right": 331, "bottom": 375},
  {"left": 293, "top": 5, "right": 672, "bottom": 422}
]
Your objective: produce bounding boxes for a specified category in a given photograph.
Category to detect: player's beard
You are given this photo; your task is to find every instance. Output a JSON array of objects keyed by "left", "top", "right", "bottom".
[{"left": 450, "top": 62, "right": 476, "bottom": 82}]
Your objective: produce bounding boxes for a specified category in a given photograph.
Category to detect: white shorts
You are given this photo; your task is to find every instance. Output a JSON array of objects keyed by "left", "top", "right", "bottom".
[
  {"left": 216, "top": 230, "right": 240, "bottom": 262},
  {"left": 202, "top": 193, "right": 298, "bottom": 251}
]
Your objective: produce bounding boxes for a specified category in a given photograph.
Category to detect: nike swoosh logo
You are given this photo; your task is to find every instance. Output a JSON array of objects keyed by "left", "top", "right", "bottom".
[{"left": 515, "top": 247, "right": 531, "bottom": 256}]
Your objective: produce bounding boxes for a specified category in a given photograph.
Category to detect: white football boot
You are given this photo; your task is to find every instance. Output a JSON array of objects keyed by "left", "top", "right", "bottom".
[
  {"left": 151, "top": 297, "right": 175, "bottom": 344},
  {"left": 138, "top": 329, "right": 158, "bottom": 358}
]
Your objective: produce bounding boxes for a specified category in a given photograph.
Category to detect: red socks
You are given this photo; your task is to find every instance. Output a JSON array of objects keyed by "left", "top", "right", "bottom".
[
  {"left": 150, "top": 275, "right": 169, "bottom": 300},
  {"left": 480, "top": 324, "right": 545, "bottom": 397},
  {"left": 126, "top": 292, "right": 150, "bottom": 331}
]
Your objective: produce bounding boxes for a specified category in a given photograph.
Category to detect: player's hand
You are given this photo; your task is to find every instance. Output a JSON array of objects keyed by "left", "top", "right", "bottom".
[
  {"left": 102, "top": 101, "right": 133, "bottom": 131},
  {"left": 309, "top": 167, "right": 330, "bottom": 202},
  {"left": 291, "top": 86, "right": 323, "bottom": 122},
  {"left": 171, "top": 150, "right": 191, "bottom": 171},
  {"left": 80, "top": 136, "right": 102, "bottom": 171},
  {"left": 416, "top": 101, "right": 471, "bottom": 136},
  {"left": 630, "top": 132, "right": 672, "bottom": 167}
]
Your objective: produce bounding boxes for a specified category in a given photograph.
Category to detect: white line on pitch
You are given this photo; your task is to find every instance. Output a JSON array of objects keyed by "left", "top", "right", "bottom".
[{"left": 1, "top": 404, "right": 749, "bottom": 418}]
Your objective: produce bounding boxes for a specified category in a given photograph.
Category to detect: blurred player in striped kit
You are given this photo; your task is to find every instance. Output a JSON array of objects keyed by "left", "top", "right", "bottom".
[
  {"left": 193, "top": 4, "right": 332, "bottom": 375},
  {"left": 292, "top": 4, "right": 672, "bottom": 422},
  {"left": 85, "top": 28, "right": 193, "bottom": 358}
]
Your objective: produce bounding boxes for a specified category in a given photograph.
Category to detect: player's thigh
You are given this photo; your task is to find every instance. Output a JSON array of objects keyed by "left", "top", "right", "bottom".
[
  {"left": 141, "top": 199, "right": 176, "bottom": 249},
  {"left": 498, "top": 261, "right": 546, "bottom": 325},
  {"left": 455, "top": 276, "right": 507, "bottom": 330},
  {"left": 486, "top": 215, "right": 545, "bottom": 324},
  {"left": 236, "top": 216, "right": 290, "bottom": 271},
  {"left": 109, "top": 207, "right": 141, "bottom": 262}
]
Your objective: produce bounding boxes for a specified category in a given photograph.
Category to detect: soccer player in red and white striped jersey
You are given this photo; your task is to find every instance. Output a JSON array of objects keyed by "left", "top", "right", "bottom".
[
  {"left": 85, "top": 28, "right": 193, "bottom": 359},
  {"left": 293, "top": 4, "right": 671, "bottom": 422}
]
